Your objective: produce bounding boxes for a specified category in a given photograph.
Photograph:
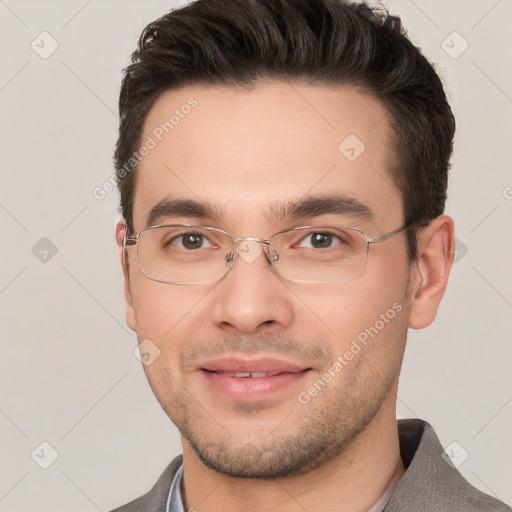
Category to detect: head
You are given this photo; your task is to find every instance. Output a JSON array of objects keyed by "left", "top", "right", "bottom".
[{"left": 114, "top": 0, "right": 455, "bottom": 479}]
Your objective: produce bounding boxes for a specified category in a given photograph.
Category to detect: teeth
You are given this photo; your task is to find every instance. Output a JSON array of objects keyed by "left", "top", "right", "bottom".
[{"left": 217, "top": 371, "right": 281, "bottom": 378}]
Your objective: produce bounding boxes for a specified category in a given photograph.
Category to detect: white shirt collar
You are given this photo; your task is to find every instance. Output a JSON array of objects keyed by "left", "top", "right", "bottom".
[{"left": 165, "top": 459, "right": 403, "bottom": 512}]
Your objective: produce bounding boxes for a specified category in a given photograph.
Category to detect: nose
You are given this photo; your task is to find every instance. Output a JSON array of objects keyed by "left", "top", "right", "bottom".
[{"left": 210, "top": 240, "right": 294, "bottom": 334}]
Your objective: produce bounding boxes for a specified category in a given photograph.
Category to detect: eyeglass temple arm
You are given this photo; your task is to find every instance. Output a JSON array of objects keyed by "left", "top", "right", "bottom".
[
  {"left": 123, "top": 223, "right": 137, "bottom": 247},
  {"left": 366, "top": 223, "right": 410, "bottom": 245}
]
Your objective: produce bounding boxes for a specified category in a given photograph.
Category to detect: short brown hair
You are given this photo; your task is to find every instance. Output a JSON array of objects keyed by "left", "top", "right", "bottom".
[{"left": 114, "top": 0, "right": 455, "bottom": 261}]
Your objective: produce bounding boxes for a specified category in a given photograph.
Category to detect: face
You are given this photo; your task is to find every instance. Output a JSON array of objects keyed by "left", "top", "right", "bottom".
[{"left": 118, "top": 82, "right": 417, "bottom": 478}]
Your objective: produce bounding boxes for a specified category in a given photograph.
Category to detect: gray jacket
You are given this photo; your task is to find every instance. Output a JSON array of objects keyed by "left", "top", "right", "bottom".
[{"left": 111, "top": 419, "right": 511, "bottom": 511}]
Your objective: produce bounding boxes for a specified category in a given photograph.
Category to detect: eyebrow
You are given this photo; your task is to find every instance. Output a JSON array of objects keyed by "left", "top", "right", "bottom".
[
  {"left": 145, "top": 197, "right": 225, "bottom": 228},
  {"left": 268, "top": 194, "right": 374, "bottom": 224},
  {"left": 144, "top": 193, "right": 374, "bottom": 229}
]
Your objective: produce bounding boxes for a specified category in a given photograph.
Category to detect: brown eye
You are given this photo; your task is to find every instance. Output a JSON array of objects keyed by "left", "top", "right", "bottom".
[
  {"left": 298, "top": 231, "right": 344, "bottom": 249},
  {"left": 181, "top": 233, "right": 205, "bottom": 250},
  {"left": 310, "top": 232, "right": 333, "bottom": 249},
  {"left": 167, "top": 232, "right": 214, "bottom": 250}
]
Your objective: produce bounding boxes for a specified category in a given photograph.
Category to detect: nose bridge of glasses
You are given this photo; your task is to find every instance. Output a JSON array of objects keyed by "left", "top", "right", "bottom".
[{"left": 231, "top": 237, "right": 271, "bottom": 265}]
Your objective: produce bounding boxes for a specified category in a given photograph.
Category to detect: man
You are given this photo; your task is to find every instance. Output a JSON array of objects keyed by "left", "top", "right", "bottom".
[{"left": 110, "top": 0, "right": 510, "bottom": 510}]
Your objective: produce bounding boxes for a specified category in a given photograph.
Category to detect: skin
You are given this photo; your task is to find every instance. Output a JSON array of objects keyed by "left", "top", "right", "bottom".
[{"left": 115, "top": 81, "right": 455, "bottom": 511}]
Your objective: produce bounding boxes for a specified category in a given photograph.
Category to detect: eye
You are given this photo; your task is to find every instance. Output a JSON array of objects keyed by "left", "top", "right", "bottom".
[
  {"left": 168, "top": 232, "right": 215, "bottom": 250},
  {"left": 297, "top": 231, "right": 345, "bottom": 249}
]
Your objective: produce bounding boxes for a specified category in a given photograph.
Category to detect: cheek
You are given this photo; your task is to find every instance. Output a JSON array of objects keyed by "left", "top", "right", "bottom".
[
  {"left": 131, "top": 279, "right": 212, "bottom": 335},
  {"left": 130, "top": 280, "right": 217, "bottom": 379},
  {"left": 291, "top": 275, "right": 409, "bottom": 380},
  {"left": 294, "top": 279, "right": 404, "bottom": 339},
  {"left": 131, "top": 283, "right": 216, "bottom": 406},
  {"left": 319, "top": 286, "right": 408, "bottom": 384}
]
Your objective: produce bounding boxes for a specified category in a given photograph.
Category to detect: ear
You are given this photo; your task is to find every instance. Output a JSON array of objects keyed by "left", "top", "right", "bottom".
[
  {"left": 115, "top": 220, "right": 137, "bottom": 332},
  {"left": 408, "top": 215, "right": 455, "bottom": 330}
]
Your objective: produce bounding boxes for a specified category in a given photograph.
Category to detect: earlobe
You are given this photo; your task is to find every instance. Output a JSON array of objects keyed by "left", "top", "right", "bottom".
[
  {"left": 115, "top": 220, "right": 137, "bottom": 332},
  {"left": 408, "top": 215, "right": 455, "bottom": 330}
]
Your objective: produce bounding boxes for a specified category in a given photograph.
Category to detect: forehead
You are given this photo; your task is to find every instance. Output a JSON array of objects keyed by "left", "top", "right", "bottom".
[{"left": 133, "top": 82, "right": 402, "bottom": 232}]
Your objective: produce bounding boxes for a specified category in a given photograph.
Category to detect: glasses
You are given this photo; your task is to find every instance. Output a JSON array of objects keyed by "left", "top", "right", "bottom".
[{"left": 123, "top": 223, "right": 409, "bottom": 285}]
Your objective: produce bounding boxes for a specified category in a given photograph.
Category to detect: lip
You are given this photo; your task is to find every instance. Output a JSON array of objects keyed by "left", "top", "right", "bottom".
[
  {"left": 198, "top": 356, "right": 308, "bottom": 374},
  {"left": 197, "top": 356, "right": 312, "bottom": 402}
]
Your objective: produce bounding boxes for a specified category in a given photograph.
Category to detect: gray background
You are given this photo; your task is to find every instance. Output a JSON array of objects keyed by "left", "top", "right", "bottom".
[{"left": 1, "top": 0, "right": 511, "bottom": 510}]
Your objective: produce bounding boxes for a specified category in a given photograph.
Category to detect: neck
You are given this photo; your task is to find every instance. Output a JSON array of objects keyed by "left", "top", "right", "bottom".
[{"left": 180, "top": 395, "right": 404, "bottom": 512}]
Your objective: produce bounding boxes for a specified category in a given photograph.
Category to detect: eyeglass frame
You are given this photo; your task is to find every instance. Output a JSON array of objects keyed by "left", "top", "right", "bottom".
[{"left": 123, "top": 222, "right": 411, "bottom": 285}]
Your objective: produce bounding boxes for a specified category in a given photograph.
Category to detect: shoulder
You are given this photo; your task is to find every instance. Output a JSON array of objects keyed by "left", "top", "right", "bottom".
[
  {"left": 109, "top": 455, "right": 183, "bottom": 512},
  {"left": 385, "top": 419, "right": 511, "bottom": 512}
]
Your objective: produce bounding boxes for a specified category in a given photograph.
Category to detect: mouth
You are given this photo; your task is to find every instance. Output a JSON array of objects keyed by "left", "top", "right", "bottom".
[
  {"left": 197, "top": 357, "right": 312, "bottom": 402},
  {"left": 204, "top": 370, "right": 286, "bottom": 378}
]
